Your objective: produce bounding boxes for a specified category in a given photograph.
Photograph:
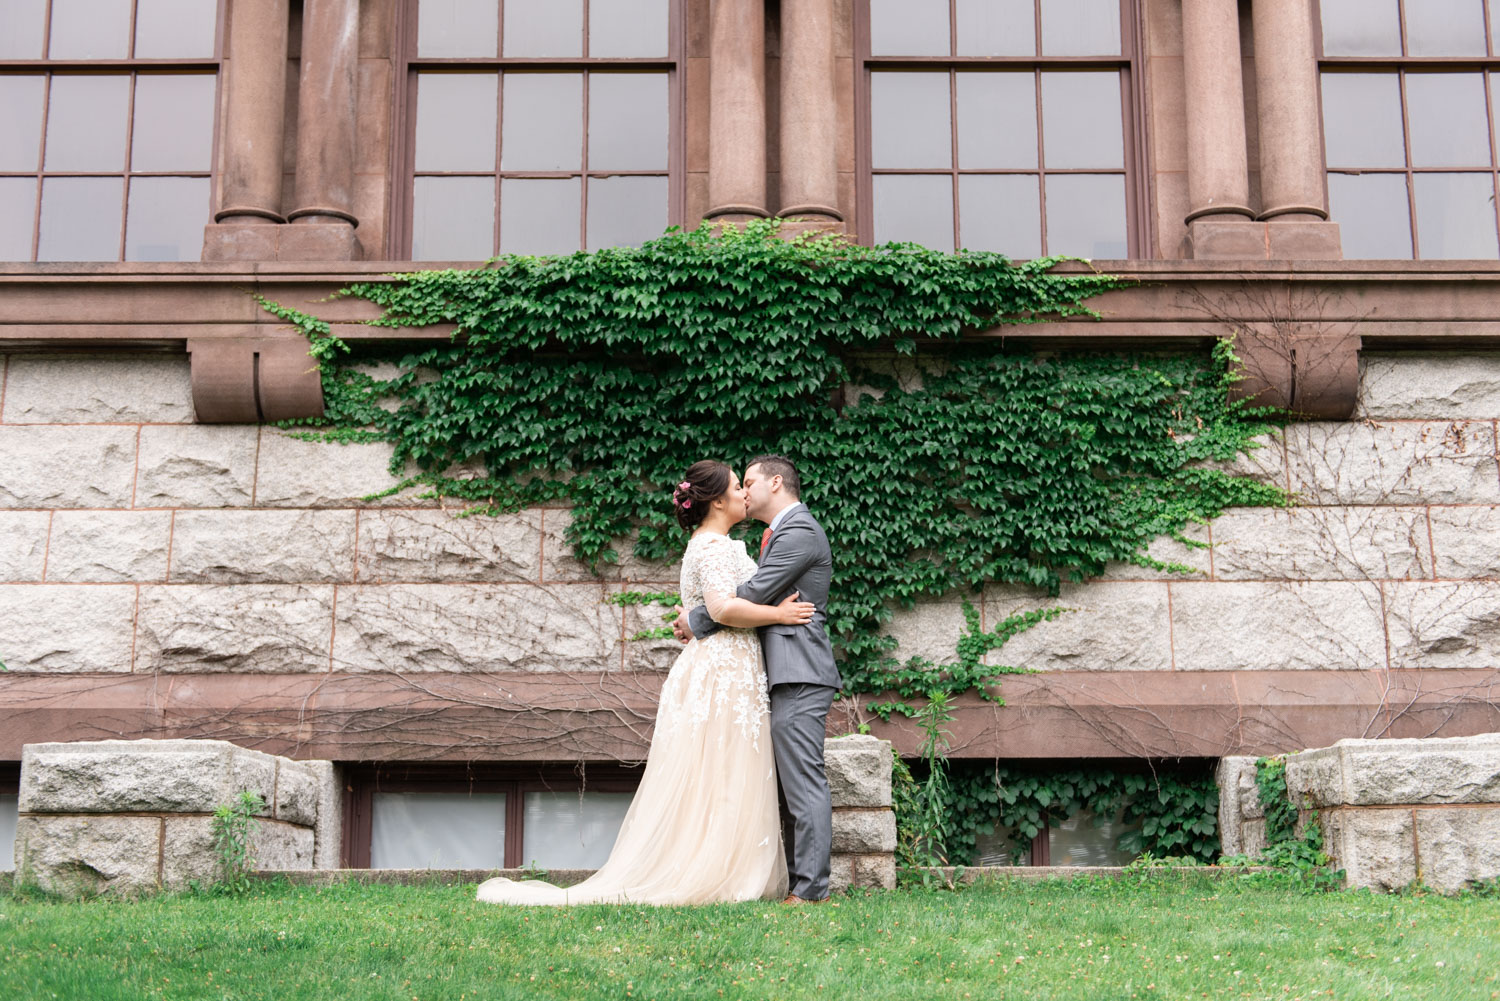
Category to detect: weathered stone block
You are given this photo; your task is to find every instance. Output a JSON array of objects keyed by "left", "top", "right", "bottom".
[
  {"left": 984, "top": 581, "right": 1172, "bottom": 671},
  {"left": 0, "top": 511, "right": 49, "bottom": 581},
  {"left": 830, "top": 852, "right": 897, "bottom": 891},
  {"left": 1215, "top": 755, "right": 1260, "bottom": 858},
  {"left": 46, "top": 510, "right": 171, "bottom": 582},
  {"left": 541, "top": 509, "right": 680, "bottom": 582},
  {"left": 3, "top": 354, "right": 194, "bottom": 423},
  {"left": 1209, "top": 506, "right": 1431, "bottom": 581},
  {"left": 135, "top": 426, "right": 259, "bottom": 507},
  {"left": 1358, "top": 353, "right": 1500, "bottom": 420},
  {"left": 160, "top": 816, "right": 315, "bottom": 888},
  {"left": 825, "top": 734, "right": 893, "bottom": 808},
  {"left": 885, "top": 600, "right": 968, "bottom": 665},
  {"left": 1287, "top": 421, "right": 1499, "bottom": 505},
  {"left": 357, "top": 509, "right": 541, "bottom": 582},
  {"left": 332, "top": 583, "right": 622, "bottom": 672},
  {"left": 0, "top": 584, "right": 136, "bottom": 672},
  {"left": 1384, "top": 582, "right": 1500, "bottom": 670},
  {"left": 1286, "top": 734, "right": 1500, "bottom": 808},
  {"left": 1413, "top": 807, "right": 1500, "bottom": 894},
  {"left": 1319, "top": 807, "right": 1417, "bottom": 892},
  {"left": 1240, "top": 819, "right": 1267, "bottom": 859},
  {"left": 135, "top": 584, "right": 335, "bottom": 673},
  {"left": 254, "top": 434, "right": 436, "bottom": 507},
  {"left": 1191, "top": 432, "right": 1286, "bottom": 489},
  {"left": 1170, "top": 581, "right": 1386, "bottom": 671},
  {"left": 14, "top": 815, "right": 163, "bottom": 896},
  {"left": 307, "top": 759, "right": 343, "bottom": 870},
  {"left": 831, "top": 809, "right": 897, "bottom": 853},
  {"left": 170, "top": 509, "right": 356, "bottom": 582},
  {"left": 621, "top": 592, "right": 686, "bottom": 672},
  {"left": 0, "top": 426, "right": 138, "bottom": 508},
  {"left": 274, "top": 760, "right": 321, "bottom": 827},
  {"left": 20, "top": 739, "right": 278, "bottom": 815},
  {"left": 1427, "top": 506, "right": 1500, "bottom": 579}
]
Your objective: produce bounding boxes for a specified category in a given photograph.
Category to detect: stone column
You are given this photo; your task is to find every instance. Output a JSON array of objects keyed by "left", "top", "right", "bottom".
[
  {"left": 202, "top": 0, "right": 290, "bottom": 261},
  {"left": 1181, "top": 0, "right": 1253, "bottom": 227},
  {"left": 825, "top": 734, "right": 896, "bottom": 891},
  {"left": 777, "top": 0, "right": 841, "bottom": 230},
  {"left": 285, "top": 0, "right": 361, "bottom": 259},
  {"left": 707, "top": 0, "right": 769, "bottom": 220},
  {"left": 1251, "top": 0, "right": 1342, "bottom": 257}
]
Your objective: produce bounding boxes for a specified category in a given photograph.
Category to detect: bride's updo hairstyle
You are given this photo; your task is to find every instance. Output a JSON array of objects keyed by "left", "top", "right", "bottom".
[{"left": 673, "top": 460, "right": 732, "bottom": 530}]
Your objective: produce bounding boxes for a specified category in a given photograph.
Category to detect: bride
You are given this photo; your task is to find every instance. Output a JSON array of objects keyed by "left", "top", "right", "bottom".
[{"left": 476, "top": 460, "right": 814, "bottom": 905}]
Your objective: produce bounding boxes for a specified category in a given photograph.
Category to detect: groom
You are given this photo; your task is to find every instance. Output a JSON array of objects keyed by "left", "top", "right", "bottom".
[{"left": 673, "top": 455, "right": 842, "bottom": 903}]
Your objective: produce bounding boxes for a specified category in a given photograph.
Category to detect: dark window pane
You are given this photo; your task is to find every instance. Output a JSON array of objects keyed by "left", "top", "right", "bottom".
[
  {"left": 48, "top": 0, "right": 130, "bottom": 58},
  {"left": 414, "top": 73, "right": 497, "bottom": 172},
  {"left": 872, "top": 174, "right": 954, "bottom": 250},
  {"left": 412, "top": 176, "right": 495, "bottom": 260},
  {"left": 500, "top": 177, "right": 581, "bottom": 254},
  {"left": 418, "top": 0, "right": 498, "bottom": 57},
  {"left": 1318, "top": 0, "right": 1401, "bottom": 56},
  {"left": 1320, "top": 72, "right": 1405, "bottom": 168},
  {"left": 134, "top": 0, "right": 218, "bottom": 59},
  {"left": 1044, "top": 174, "right": 1126, "bottom": 257},
  {"left": 1405, "top": 0, "right": 1487, "bottom": 57},
  {"left": 958, "top": 173, "right": 1040, "bottom": 257},
  {"left": 504, "top": 0, "right": 582, "bottom": 57},
  {"left": 588, "top": 73, "right": 667, "bottom": 170},
  {"left": 371, "top": 792, "right": 505, "bottom": 869},
  {"left": 1405, "top": 74, "right": 1491, "bottom": 167},
  {"left": 125, "top": 176, "right": 209, "bottom": 261},
  {"left": 37, "top": 177, "right": 123, "bottom": 261},
  {"left": 585, "top": 175, "right": 666, "bottom": 249},
  {"left": 501, "top": 73, "right": 582, "bottom": 170},
  {"left": 871, "top": 72, "right": 951, "bottom": 169},
  {"left": 1040, "top": 0, "right": 1120, "bottom": 56},
  {"left": 590, "top": 0, "right": 668, "bottom": 58},
  {"left": 869, "top": 0, "right": 949, "bottom": 56},
  {"left": 0, "top": 0, "right": 47, "bottom": 59},
  {"left": 0, "top": 76, "right": 45, "bottom": 173},
  {"left": 1414, "top": 172, "right": 1499, "bottom": 258},
  {"left": 1041, "top": 72, "right": 1123, "bottom": 169},
  {"left": 957, "top": 72, "right": 1037, "bottom": 169},
  {"left": 1327, "top": 172, "right": 1412, "bottom": 258},
  {"left": 44, "top": 75, "right": 130, "bottom": 172},
  {"left": 0, "top": 178, "right": 38, "bottom": 261},
  {"left": 955, "top": 0, "right": 1034, "bottom": 56},
  {"left": 131, "top": 74, "right": 217, "bottom": 172},
  {"left": 1048, "top": 809, "right": 1141, "bottom": 867}
]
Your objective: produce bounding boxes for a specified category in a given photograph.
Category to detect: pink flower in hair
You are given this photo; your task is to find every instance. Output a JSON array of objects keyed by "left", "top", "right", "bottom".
[{"left": 678, "top": 481, "right": 692, "bottom": 492}]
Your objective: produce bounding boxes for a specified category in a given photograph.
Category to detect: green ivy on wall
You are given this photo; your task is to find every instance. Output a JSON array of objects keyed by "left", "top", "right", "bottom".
[{"left": 264, "top": 220, "right": 1285, "bottom": 699}]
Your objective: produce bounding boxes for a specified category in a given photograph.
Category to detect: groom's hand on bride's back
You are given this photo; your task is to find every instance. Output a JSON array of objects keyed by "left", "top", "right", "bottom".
[{"left": 671, "top": 606, "right": 693, "bottom": 644}]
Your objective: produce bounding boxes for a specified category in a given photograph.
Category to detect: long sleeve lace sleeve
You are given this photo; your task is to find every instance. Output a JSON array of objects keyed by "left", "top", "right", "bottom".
[{"left": 698, "top": 537, "right": 748, "bottom": 623}]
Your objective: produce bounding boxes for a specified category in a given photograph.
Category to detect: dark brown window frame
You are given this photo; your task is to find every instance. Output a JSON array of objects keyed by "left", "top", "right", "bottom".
[
  {"left": 0, "top": 0, "right": 226, "bottom": 262},
  {"left": 343, "top": 761, "right": 643, "bottom": 869},
  {"left": 389, "top": 0, "right": 687, "bottom": 260},
  {"left": 1316, "top": 0, "right": 1500, "bottom": 259},
  {"left": 852, "top": 0, "right": 1150, "bottom": 259}
]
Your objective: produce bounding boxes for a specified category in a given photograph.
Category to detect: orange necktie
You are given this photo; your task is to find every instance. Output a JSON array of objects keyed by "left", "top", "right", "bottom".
[{"left": 760, "top": 526, "right": 773, "bottom": 555}]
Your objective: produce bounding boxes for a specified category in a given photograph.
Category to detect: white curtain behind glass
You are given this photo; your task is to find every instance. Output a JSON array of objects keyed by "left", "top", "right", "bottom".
[
  {"left": 522, "top": 791, "right": 634, "bottom": 868},
  {"left": 370, "top": 792, "right": 505, "bottom": 869},
  {"left": 0, "top": 793, "right": 17, "bottom": 872}
]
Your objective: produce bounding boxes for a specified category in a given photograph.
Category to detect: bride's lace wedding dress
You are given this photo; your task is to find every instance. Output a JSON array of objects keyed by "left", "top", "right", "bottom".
[{"left": 476, "top": 531, "right": 787, "bottom": 905}]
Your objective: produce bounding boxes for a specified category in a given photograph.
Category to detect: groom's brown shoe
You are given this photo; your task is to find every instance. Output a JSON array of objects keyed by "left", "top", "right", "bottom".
[{"left": 781, "top": 894, "right": 828, "bottom": 905}]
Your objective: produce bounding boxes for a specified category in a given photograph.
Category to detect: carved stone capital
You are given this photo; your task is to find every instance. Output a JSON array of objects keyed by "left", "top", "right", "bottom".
[{"left": 188, "top": 338, "right": 324, "bottom": 424}]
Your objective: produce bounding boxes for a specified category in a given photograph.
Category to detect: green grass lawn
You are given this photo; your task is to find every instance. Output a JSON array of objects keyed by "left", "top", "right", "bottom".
[{"left": 3, "top": 875, "right": 1497, "bottom": 1001}]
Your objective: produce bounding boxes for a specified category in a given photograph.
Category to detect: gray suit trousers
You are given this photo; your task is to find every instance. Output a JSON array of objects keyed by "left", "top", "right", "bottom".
[{"left": 770, "top": 681, "right": 838, "bottom": 900}]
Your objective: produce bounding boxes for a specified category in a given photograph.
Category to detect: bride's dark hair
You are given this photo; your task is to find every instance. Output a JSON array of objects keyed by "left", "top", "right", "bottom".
[{"left": 673, "top": 460, "right": 732, "bottom": 530}]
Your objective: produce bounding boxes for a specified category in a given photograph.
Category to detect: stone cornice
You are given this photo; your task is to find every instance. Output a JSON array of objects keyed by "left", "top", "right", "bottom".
[{"left": 4, "top": 260, "right": 1500, "bottom": 420}]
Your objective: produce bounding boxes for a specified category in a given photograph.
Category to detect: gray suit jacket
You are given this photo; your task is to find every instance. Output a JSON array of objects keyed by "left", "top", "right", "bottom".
[{"left": 687, "top": 506, "right": 842, "bottom": 690}]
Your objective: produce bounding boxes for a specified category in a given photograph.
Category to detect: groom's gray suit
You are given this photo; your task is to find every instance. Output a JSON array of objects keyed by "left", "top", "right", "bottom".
[{"left": 687, "top": 504, "right": 841, "bottom": 900}]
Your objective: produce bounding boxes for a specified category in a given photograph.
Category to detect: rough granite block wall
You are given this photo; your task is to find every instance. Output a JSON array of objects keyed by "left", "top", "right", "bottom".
[{"left": 0, "top": 349, "right": 1497, "bottom": 689}]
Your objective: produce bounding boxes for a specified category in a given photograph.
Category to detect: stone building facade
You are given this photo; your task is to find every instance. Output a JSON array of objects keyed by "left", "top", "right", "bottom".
[{"left": 2, "top": 0, "right": 1499, "bottom": 870}]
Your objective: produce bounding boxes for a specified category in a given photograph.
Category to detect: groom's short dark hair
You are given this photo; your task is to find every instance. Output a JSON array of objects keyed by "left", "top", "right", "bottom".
[{"left": 746, "top": 454, "right": 800, "bottom": 499}]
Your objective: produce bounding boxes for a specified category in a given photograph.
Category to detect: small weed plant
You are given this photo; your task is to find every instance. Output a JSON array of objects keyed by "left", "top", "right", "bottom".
[{"left": 211, "top": 790, "right": 267, "bottom": 895}]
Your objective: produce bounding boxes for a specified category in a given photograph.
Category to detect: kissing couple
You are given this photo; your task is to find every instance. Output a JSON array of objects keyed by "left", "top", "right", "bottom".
[{"left": 478, "top": 454, "right": 842, "bottom": 906}]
